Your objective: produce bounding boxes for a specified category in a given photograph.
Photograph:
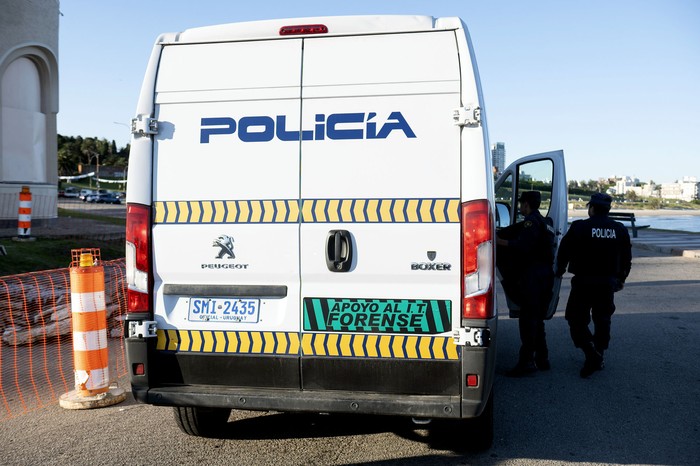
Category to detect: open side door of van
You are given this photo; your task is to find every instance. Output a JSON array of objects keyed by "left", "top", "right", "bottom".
[{"left": 494, "top": 150, "right": 567, "bottom": 318}]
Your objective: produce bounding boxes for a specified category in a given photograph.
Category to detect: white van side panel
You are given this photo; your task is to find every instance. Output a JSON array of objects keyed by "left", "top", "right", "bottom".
[
  {"left": 453, "top": 20, "right": 492, "bottom": 203},
  {"left": 127, "top": 34, "right": 178, "bottom": 205}
]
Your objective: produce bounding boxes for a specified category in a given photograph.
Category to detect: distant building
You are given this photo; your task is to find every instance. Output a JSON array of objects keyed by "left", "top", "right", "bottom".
[
  {"left": 615, "top": 175, "right": 699, "bottom": 201},
  {"left": 491, "top": 142, "right": 506, "bottom": 176},
  {"left": 0, "top": 0, "right": 60, "bottom": 227},
  {"left": 659, "top": 177, "right": 699, "bottom": 202},
  {"left": 613, "top": 176, "right": 641, "bottom": 196},
  {"left": 627, "top": 184, "right": 657, "bottom": 198}
]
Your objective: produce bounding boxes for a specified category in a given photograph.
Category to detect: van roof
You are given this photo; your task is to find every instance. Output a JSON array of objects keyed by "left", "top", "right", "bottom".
[{"left": 168, "top": 15, "right": 460, "bottom": 44}]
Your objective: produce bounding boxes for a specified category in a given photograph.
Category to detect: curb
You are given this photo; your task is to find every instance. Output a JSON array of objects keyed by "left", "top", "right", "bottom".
[{"left": 632, "top": 242, "right": 700, "bottom": 259}]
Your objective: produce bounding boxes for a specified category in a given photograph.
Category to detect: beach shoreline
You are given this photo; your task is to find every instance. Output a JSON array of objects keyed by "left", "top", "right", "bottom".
[{"left": 568, "top": 209, "right": 700, "bottom": 218}]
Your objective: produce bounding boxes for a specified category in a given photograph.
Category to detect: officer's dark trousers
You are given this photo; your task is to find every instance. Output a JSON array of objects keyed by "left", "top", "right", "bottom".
[
  {"left": 517, "top": 266, "right": 552, "bottom": 363},
  {"left": 565, "top": 276, "right": 616, "bottom": 351},
  {"left": 518, "top": 314, "right": 547, "bottom": 363}
]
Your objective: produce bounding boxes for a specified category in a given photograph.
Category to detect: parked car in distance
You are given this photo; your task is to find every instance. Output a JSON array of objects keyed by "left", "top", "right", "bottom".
[
  {"left": 82, "top": 189, "right": 109, "bottom": 202},
  {"left": 79, "top": 189, "right": 95, "bottom": 201},
  {"left": 63, "top": 187, "right": 80, "bottom": 198},
  {"left": 92, "top": 193, "right": 122, "bottom": 204}
]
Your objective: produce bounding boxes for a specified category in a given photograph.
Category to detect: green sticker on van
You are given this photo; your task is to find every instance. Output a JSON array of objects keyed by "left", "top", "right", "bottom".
[{"left": 303, "top": 298, "right": 451, "bottom": 334}]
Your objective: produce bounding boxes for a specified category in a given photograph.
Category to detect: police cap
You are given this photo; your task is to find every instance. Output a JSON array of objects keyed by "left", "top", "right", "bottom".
[
  {"left": 518, "top": 191, "right": 541, "bottom": 209},
  {"left": 587, "top": 192, "right": 612, "bottom": 207}
]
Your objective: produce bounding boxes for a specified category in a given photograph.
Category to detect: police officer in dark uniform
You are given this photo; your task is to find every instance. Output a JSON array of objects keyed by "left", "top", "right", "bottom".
[
  {"left": 497, "top": 191, "right": 555, "bottom": 377},
  {"left": 556, "top": 193, "right": 632, "bottom": 378}
]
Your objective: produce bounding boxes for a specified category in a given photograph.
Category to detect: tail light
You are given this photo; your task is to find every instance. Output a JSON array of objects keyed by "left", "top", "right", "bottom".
[
  {"left": 126, "top": 203, "right": 151, "bottom": 314},
  {"left": 461, "top": 199, "right": 494, "bottom": 319}
]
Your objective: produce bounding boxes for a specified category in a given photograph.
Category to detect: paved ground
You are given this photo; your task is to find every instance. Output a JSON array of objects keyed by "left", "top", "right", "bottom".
[
  {"left": 630, "top": 228, "right": 700, "bottom": 258},
  {"left": 1, "top": 246, "right": 698, "bottom": 465}
]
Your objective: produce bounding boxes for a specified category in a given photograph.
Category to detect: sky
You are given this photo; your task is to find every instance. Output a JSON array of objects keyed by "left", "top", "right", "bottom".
[{"left": 56, "top": 0, "right": 700, "bottom": 184}]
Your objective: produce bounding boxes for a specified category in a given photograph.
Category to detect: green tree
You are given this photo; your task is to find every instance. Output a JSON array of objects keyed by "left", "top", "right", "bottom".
[
  {"left": 57, "top": 134, "right": 130, "bottom": 177},
  {"left": 57, "top": 146, "right": 78, "bottom": 176}
]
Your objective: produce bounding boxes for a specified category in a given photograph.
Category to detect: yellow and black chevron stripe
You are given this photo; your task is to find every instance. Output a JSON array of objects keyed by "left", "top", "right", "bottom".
[
  {"left": 153, "top": 198, "right": 460, "bottom": 224},
  {"left": 156, "top": 329, "right": 301, "bottom": 355},
  {"left": 153, "top": 199, "right": 299, "bottom": 224},
  {"left": 301, "top": 198, "right": 460, "bottom": 223},
  {"left": 156, "top": 330, "right": 458, "bottom": 360},
  {"left": 301, "top": 333, "right": 459, "bottom": 360}
]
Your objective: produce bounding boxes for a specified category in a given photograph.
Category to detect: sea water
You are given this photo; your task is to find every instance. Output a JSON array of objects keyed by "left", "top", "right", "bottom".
[
  {"left": 632, "top": 215, "right": 700, "bottom": 233},
  {"left": 568, "top": 214, "right": 700, "bottom": 233}
]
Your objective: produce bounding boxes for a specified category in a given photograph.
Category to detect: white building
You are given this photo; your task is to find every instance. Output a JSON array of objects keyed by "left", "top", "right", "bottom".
[
  {"left": 614, "top": 176, "right": 639, "bottom": 195},
  {"left": 621, "top": 176, "right": 699, "bottom": 201},
  {"left": 659, "top": 177, "right": 699, "bottom": 202},
  {"left": 0, "top": 0, "right": 60, "bottom": 227},
  {"left": 627, "top": 184, "right": 657, "bottom": 198}
]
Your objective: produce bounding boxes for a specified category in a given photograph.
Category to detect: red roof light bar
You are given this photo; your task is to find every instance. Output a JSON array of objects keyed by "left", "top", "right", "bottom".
[{"left": 279, "top": 24, "right": 329, "bottom": 36}]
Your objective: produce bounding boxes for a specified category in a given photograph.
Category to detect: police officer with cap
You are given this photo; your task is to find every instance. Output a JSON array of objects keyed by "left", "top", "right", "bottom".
[
  {"left": 497, "top": 190, "right": 555, "bottom": 377},
  {"left": 556, "top": 192, "right": 632, "bottom": 378}
]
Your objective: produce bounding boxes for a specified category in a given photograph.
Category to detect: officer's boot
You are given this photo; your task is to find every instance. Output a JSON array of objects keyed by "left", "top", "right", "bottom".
[
  {"left": 593, "top": 334, "right": 606, "bottom": 362},
  {"left": 535, "top": 352, "right": 550, "bottom": 371},
  {"left": 535, "top": 341, "right": 550, "bottom": 371},
  {"left": 580, "top": 343, "right": 604, "bottom": 378},
  {"left": 506, "top": 348, "right": 538, "bottom": 378}
]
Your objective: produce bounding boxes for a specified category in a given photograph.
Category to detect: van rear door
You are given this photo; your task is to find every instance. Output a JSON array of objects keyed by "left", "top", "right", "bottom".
[
  {"left": 299, "top": 30, "right": 463, "bottom": 394},
  {"left": 149, "top": 39, "right": 304, "bottom": 388}
]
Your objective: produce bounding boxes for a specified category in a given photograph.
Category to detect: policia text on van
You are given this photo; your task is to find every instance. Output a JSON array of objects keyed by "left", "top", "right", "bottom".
[
  {"left": 124, "top": 15, "right": 568, "bottom": 451},
  {"left": 199, "top": 111, "right": 416, "bottom": 143}
]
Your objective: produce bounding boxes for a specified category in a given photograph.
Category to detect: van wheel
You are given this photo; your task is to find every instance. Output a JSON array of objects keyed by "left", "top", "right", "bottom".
[
  {"left": 429, "top": 389, "right": 494, "bottom": 452},
  {"left": 173, "top": 406, "right": 231, "bottom": 437},
  {"left": 463, "top": 389, "right": 494, "bottom": 451}
]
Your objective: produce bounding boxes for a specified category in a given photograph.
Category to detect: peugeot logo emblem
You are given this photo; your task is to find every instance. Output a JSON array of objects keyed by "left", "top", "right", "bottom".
[{"left": 213, "top": 235, "right": 235, "bottom": 259}]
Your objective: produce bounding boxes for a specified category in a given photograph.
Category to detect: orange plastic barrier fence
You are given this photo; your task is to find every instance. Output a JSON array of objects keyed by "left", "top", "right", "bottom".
[{"left": 0, "top": 259, "right": 127, "bottom": 420}]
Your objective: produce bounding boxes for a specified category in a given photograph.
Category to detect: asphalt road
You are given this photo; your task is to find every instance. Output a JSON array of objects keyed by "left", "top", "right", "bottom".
[
  {"left": 58, "top": 198, "right": 126, "bottom": 218},
  {"left": 1, "top": 247, "right": 698, "bottom": 465}
]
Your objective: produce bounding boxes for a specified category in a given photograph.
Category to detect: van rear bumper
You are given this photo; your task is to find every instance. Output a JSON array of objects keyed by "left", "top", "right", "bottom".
[
  {"left": 133, "top": 385, "right": 484, "bottom": 419},
  {"left": 126, "top": 316, "right": 498, "bottom": 420}
]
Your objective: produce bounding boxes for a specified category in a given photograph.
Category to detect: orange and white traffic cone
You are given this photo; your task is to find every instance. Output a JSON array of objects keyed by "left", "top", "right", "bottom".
[
  {"left": 71, "top": 249, "right": 109, "bottom": 395},
  {"left": 59, "top": 248, "right": 125, "bottom": 409},
  {"left": 17, "top": 186, "right": 33, "bottom": 239}
]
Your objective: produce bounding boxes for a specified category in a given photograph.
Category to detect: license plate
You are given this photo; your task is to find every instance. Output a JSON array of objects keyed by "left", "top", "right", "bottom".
[{"left": 188, "top": 298, "right": 260, "bottom": 323}]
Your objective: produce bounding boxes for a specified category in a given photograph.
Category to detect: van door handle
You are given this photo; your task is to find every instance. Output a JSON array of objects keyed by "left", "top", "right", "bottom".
[{"left": 326, "top": 230, "right": 353, "bottom": 272}]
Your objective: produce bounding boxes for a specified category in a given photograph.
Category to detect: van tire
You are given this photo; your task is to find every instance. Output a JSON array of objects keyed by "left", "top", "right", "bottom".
[
  {"left": 173, "top": 406, "right": 231, "bottom": 437},
  {"left": 464, "top": 388, "right": 494, "bottom": 451},
  {"left": 428, "top": 389, "right": 494, "bottom": 452}
]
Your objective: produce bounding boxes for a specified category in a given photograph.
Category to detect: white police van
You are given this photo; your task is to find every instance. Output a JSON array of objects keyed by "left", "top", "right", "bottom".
[{"left": 124, "top": 15, "right": 567, "bottom": 449}]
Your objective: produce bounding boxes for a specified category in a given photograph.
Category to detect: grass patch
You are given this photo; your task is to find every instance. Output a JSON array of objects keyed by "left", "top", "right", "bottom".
[
  {"left": 58, "top": 207, "right": 126, "bottom": 226},
  {"left": 0, "top": 238, "right": 125, "bottom": 276}
]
